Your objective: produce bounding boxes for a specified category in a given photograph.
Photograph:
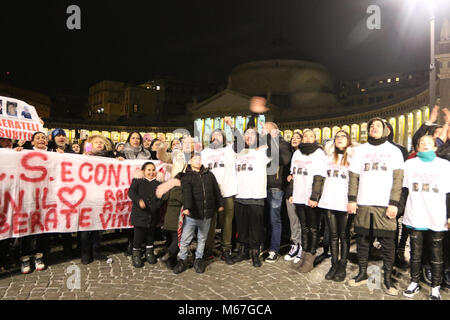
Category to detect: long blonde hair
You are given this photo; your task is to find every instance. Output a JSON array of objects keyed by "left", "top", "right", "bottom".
[{"left": 84, "top": 135, "right": 112, "bottom": 152}]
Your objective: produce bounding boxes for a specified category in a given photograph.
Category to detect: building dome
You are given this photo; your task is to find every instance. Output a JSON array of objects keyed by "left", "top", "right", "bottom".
[{"left": 227, "top": 59, "right": 337, "bottom": 120}]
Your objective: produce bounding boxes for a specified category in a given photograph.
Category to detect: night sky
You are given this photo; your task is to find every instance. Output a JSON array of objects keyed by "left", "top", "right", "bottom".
[{"left": 1, "top": 0, "right": 449, "bottom": 96}]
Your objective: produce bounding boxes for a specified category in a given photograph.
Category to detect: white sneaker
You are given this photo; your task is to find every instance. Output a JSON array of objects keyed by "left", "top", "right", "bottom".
[
  {"left": 430, "top": 286, "right": 441, "bottom": 300},
  {"left": 34, "top": 253, "right": 45, "bottom": 271},
  {"left": 20, "top": 256, "right": 31, "bottom": 274},
  {"left": 403, "top": 282, "right": 420, "bottom": 298},
  {"left": 284, "top": 244, "right": 299, "bottom": 261},
  {"left": 265, "top": 251, "right": 278, "bottom": 263},
  {"left": 293, "top": 247, "right": 303, "bottom": 264}
]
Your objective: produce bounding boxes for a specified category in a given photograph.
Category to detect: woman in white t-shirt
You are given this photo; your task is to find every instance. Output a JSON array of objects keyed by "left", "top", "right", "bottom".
[
  {"left": 318, "top": 130, "right": 354, "bottom": 282},
  {"left": 287, "top": 129, "right": 327, "bottom": 273},
  {"left": 234, "top": 126, "right": 271, "bottom": 268},
  {"left": 402, "top": 135, "right": 450, "bottom": 300}
]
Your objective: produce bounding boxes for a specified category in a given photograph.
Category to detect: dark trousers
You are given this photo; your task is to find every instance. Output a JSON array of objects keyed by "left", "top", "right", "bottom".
[
  {"left": 133, "top": 226, "right": 156, "bottom": 249},
  {"left": 295, "top": 204, "right": 320, "bottom": 255},
  {"left": 395, "top": 220, "right": 409, "bottom": 253},
  {"left": 356, "top": 234, "right": 395, "bottom": 272},
  {"left": 79, "top": 231, "right": 102, "bottom": 256},
  {"left": 21, "top": 234, "right": 50, "bottom": 258},
  {"left": 410, "top": 229, "right": 444, "bottom": 287},
  {"left": 326, "top": 210, "right": 354, "bottom": 265},
  {"left": 234, "top": 202, "right": 265, "bottom": 250},
  {"left": 164, "top": 230, "right": 179, "bottom": 256}
]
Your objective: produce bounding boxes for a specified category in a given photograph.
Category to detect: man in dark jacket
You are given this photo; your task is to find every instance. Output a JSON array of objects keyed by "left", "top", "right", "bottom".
[
  {"left": 49, "top": 128, "right": 74, "bottom": 153},
  {"left": 174, "top": 153, "right": 224, "bottom": 274},
  {"left": 262, "top": 122, "right": 292, "bottom": 263}
]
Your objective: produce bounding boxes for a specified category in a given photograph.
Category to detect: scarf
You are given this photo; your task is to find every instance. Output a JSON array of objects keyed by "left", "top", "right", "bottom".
[
  {"left": 299, "top": 142, "right": 320, "bottom": 155},
  {"left": 123, "top": 143, "right": 151, "bottom": 160},
  {"left": 417, "top": 151, "right": 436, "bottom": 162},
  {"left": 368, "top": 135, "right": 388, "bottom": 146}
]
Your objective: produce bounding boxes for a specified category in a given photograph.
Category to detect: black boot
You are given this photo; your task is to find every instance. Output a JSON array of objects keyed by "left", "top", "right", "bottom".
[
  {"left": 348, "top": 263, "right": 368, "bottom": 286},
  {"left": 325, "top": 262, "right": 338, "bottom": 280},
  {"left": 132, "top": 248, "right": 144, "bottom": 268},
  {"left": 383, "top": 269, "right": 398, "bottom": 296},
  {"left": 251, "top": 249, "right": 262, "bottom": 268},
  {"left": 145, "top": 247, "right": 157, "bottom": 265},
  {"left": 232, "top": 245, "right": 249, "bottom": 263},
  {"left": 124, "top": 241, "right": 132, "bottom": 256},
  {"left": 221, "top": 249, "right": 235, "bottom": 265},
  {"left": 334, "top": 261, "right": 347, "bottom": 282}
]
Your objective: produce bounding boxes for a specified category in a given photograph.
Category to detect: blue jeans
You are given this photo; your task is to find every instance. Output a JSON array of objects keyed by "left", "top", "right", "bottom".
[
  {"left": 178, "top": 216, "right": 211, "bottom": 260},
  {"left": 267, "top": 188, "right": 284, "bottom": 253}
]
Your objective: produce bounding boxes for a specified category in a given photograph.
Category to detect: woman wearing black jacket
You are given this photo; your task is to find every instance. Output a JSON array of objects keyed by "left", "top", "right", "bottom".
[{"left": 128, "top": 162, "right": 162, "bottom": 268}]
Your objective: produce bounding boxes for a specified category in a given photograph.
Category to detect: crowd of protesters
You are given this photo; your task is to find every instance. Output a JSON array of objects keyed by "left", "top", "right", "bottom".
[{"left": 0, "top": 100, "right": 449, "bottom": 300}]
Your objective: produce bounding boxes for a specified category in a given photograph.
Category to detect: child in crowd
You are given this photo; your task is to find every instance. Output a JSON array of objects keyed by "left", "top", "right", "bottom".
[
  {"left": 173, "top": 153, "right": 224, "bottom": 274},
  {"left": 402, "top": 135, "right": 450, "bottom": 300},
  {"left": 79, "top": 135, "right": 114, "bottom": 264},
  {"left": 128, "top": 162, "right": 162, "bottom": 268}
]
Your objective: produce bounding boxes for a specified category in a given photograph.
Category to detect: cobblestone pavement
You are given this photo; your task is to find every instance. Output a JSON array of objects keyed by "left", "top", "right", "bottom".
[{"left": 0, "top": 235, "right": 448, "bottom": 301}]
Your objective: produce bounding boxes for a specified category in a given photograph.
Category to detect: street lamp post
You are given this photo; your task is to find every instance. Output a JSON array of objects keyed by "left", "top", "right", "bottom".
[{"left": 428, "top": 3, "right": 436, "bottom": 108}]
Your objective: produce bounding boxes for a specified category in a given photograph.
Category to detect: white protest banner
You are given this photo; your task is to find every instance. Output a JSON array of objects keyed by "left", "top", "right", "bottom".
[
  {"left": 0, "top": 149, "right": 169, "bottom": 240},
  {"left": 0, "top": 96, "right": 43, "bottom": 141}
]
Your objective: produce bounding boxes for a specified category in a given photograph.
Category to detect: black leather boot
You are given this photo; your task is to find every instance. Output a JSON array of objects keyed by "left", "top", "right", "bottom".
[
  {"left": 348, "top": 263, "right": 368, "bottom": 286},
  {"left": 124, "top": 241, "right": 132, "bottom": 256},
  {"left": 325, "top": 262, "right": 338, "bottom": 280},
  {"left": 145, "top": 247, "right": 157, "bottom": 265},
  {"left": 383, "top": 269, "right": 398, "bottom": 296},
  {"left": 251, "top": 249, "right": 262, "bottom": 268},
  {"left": 221, "top": 249, "right": 235, "bottom": 265},
  {"left": 232, "top": 245, "right": 249, "bottom": 263},
  {"left": 334, "top": 261, "right": 347, "bottom": 282},
  {"left": 132, "top": 248, "right": 144, "bottom": 268}
]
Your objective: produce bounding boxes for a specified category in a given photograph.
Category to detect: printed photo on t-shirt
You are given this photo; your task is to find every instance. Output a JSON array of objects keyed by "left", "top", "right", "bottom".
[
  {"left": 432, "top": 185, "right": 439, "bottom": 193},
  {"left": 327, "top": 169, "right": 331, "bottom": 177},
  {"left": 413, "top": 183, "right": 419, "bottom": 192},
  {"left": 241, "top": 164, "right": 247, "bottom": 171},
  {"left": 293, "top": 167, "right": 297, "bottom": 175},
  {"left": 340, "top": 172, "right": 347, "bottom": 179},
  {"left": 208, "top": 163, "right": 213, "bottom": 169},
  {"left": 219, "top": 162, "right": 225, "bottom": 168},
  {"left": 381, "top": 163, "right": 387, "bottom": 171},
  {"left": 333, "top": 170, "right": 339, "bottom": 178},
  {"left": 364, "top": 163, "right": 370, "bottom": 172},
  {"left": 248, "top": 164, "right": 253, "bottom": 171},
  {"left": 422, "top": 183, "right": 430, "bottom": 192},
  {"left": 237, "top": 164, "right": 241, "bottom": 172},
  {"left": 297, "top": 168, "right": 303, "bottom": 175},
  {"left": 303, "top": 169, "right": 308, "bottom": 176},
  {"left": 214, "top": 162, "right": 218, "bottom": 168},
  {"left": 372, "top": 162, "right": 379, "bottom": 171}
]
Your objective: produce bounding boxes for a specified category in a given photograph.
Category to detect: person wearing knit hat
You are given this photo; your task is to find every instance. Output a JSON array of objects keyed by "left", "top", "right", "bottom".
[{"left": 347, "top": 117, "right": 405, "bottom": 296}]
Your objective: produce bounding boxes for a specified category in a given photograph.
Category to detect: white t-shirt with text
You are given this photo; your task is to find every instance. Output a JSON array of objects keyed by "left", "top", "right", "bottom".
[
  {"left": 348, "top": 142, "right": 404, "bottom": 207},
  {"left": 403, "top": 157, "right": 450, "bottom": 231},
  {"left": 235, "top": 148, "right": 271, "bottom": 199},
  {"left": 291, "top": 148, "right": 327, "bottom": 205}
]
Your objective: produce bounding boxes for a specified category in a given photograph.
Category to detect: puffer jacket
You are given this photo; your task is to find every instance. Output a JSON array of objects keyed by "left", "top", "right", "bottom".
[
  {"left": 128, "top": 178, "right": 162, "bottom": 228},
  {"left": 181, "top": 165, "right": 224, "bottom": 220}
]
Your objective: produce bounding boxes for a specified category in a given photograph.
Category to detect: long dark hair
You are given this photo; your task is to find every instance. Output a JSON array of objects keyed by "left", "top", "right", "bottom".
[
  {"left": 290, "top": 132, "right": 303, "bottom": 152},
  {"left": 333, "top": 130, "right": 352, "bottom": 167},
  {"left": 126, "top": 131, "right": 143, "bottom": 145}
]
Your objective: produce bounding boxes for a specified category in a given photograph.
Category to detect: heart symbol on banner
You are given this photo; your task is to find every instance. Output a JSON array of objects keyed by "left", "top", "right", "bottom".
[{"left": 57, "top": 186, "right": 87, "bottom": 209}]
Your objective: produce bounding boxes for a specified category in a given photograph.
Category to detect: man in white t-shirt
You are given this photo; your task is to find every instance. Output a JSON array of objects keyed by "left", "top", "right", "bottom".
[{"left": 347, "top": 118, "right": 404, "bottom": 296}]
